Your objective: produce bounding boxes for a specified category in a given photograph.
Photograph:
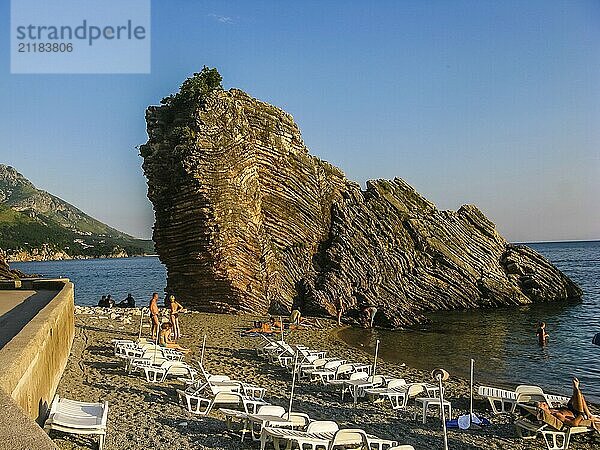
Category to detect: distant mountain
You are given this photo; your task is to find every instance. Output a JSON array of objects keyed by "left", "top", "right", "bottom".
[{"left": 0, "top": 165, "right": 153, "bottom": 261}]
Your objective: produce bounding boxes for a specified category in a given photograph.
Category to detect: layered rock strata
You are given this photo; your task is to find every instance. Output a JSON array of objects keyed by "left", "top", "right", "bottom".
[{"left": 141, "top": 84, "right": 581, "bottom": 326}]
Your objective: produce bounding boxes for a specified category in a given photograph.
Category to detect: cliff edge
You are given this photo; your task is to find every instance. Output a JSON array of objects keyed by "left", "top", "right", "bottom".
[{"left": 140, "top": 69, "right": 581, "bottom": 327}]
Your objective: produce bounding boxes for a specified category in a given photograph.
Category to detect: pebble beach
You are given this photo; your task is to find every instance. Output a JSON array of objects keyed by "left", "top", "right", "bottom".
[{"left": 52, "top": 307, "right": 599, "bottom": 450}]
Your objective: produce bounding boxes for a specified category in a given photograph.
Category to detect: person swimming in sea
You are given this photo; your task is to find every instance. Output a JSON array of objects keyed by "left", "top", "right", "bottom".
[{"left": 536, "top": 321, "right": 549, "bottom": 346}]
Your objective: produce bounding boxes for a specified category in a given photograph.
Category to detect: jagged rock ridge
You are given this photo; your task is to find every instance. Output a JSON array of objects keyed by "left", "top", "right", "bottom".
[
  {"left": 141, "top": 76, "right": 581, "bottom": 327},
  {"left": 0, "top": 165, "right": 153, "bottom": 261},
  {"left": 0, "top": 249, "right": 28, "bottom": 279}
]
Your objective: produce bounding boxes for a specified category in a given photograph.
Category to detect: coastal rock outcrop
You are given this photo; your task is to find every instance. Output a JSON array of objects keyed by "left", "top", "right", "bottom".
[
  {"left": 0, "top": 164, "right": 153, "bottom": 261},
  {"left": 0, "top": 249, "right": 28, "bottom": 279},
  {"left": 0, "top": 251, "right": 11, "bottom": 279},
  {"left": 140, "top": 70, "right": 582, "bottom": 326}
]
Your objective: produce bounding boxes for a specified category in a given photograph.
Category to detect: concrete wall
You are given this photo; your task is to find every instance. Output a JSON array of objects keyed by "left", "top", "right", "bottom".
[{"left": 0, "top": 279, "right": 74, "bottom": 450}]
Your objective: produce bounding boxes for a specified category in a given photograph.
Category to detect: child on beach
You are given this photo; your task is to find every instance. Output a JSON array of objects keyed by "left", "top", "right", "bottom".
[
  {"left": 536, "top": 321, "right": 549, "bottom": 346},
  {"left": 158, "top": 322, "right": 190, "bottom": 353}
]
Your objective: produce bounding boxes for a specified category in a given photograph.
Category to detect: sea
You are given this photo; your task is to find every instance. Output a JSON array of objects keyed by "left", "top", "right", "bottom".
[{"left": 12, "top": 240, "right": 600, "bottom": 401}]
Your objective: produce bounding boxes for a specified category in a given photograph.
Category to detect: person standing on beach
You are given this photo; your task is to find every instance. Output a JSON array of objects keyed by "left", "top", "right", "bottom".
[
  {"left": 149, "top": 292, "right": 160, "bottom": 339},
  {"left": 168, "top": 294, "right": 186, "bottom": 339},
  {"left": 536, "top": 321, "right": 549, "bottom": 346}
]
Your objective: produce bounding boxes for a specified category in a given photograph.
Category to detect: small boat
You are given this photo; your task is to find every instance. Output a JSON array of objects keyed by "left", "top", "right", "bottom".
[{"left": 593, "top": 332, "right": 600, "bottom": 346}]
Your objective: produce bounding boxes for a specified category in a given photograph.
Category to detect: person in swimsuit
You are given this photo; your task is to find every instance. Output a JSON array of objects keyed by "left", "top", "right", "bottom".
[
  {"left": 536, "top": 321, "right": 549, "bottom": 346},
  {"left": 538, "top": 378, "right": 599, "bottom": 427},
  {"left": 168, "top": 294, "right": 186, "bottom": 340},
  {"left": 158, "top": 322, "right": 189, "bottom": 353},
  {"left": 149, "top": 292, "right": 160, "bottom": 339}
]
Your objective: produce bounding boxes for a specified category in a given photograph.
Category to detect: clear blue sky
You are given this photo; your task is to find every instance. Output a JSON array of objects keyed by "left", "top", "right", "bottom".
[{"left": 1, "top": 0, "right": 598, "bottom": 241}]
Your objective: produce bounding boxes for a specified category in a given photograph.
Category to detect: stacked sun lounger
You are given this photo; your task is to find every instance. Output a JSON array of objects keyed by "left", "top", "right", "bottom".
[
  {"left": 177, "top": 365, "right": 268, "bottom": 415},
  {"left": 44, "top": 395, "right": 109, "bottom": 450},
  {"left": 113, "top": 339, "right": 197, "bottom": 383},
  {"left": 259, "top": 422, "right": 400, "bottom": 450}
]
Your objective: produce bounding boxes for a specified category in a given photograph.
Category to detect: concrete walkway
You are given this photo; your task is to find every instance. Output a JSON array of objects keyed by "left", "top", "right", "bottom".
[{"left": 0, "top": 290, "right": 57, "bottom": 349}]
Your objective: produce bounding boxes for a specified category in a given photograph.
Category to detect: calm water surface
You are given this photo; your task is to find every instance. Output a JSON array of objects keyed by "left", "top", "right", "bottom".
[
  {"left": 12, "top": 241, "right": 600, "bottom": 400},
  {"left": 12, "top": 256, "right": 167, "bottom": 307},
  {"left": 339, "top": 241, "right": 600, "bottom": 401}
]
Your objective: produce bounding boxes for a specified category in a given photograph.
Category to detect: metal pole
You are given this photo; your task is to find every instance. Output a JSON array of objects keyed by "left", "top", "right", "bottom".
[
  {"left": 153, "top": 312, "right": 160, "bottom": 365},
  {"left": 469, "top": 358, "right": 474, "bottom": 427},
  {"left": 279, "top": 316, "right": 284, "bottom": 342},
  {"left": 200, "top": 334, "right": 207, "bottom": 366},
  {"left": 372, "top": 339, "right": 380, "bottom": 377},
  {"left": 138, "top": 307, "right": 144, "bottom": 341},
  {"left": 438, "top": 374, "right": 449, "bottom": 450},
  {"left": 288, "top": 350, "right": 299, "bottom": 415}
]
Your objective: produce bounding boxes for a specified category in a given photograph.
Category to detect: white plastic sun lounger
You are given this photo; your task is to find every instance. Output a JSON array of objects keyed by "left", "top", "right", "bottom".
[
  {"left": 196, "top": 365, "right": 267, "bottom": 398},
  {"left": 369, "top": 382, "right": 434, "bottom": 410},
  {"left": 44, "top": 395, "right": 108, "bottom": 450},
  {"left": 143, "top": 360, "right": 197, "bottom": 383},
  {"left": 178, "top": 390, "right": 268, "bottom": 416},
  {"left": 340, "top": 374, "right": 386, "bottom": 405},
  {"left": 514, "top": 403, "right": 596, "bottom": 450},
  {"left": 220, "top": 404, "right": 291, "bottom": 442},
  {"left": 478, "top": 385, "right": 569, "bottom": 415},
  {"left": 260, "top": 425, "right": 398, "bottom": 450}
]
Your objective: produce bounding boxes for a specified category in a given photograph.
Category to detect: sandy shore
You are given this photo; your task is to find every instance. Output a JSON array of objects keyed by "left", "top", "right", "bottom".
[{"left": 51, "top": 307, "right": 599, "bottom": 450}]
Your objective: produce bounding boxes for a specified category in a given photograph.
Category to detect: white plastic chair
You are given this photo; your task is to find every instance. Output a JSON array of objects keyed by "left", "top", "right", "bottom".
[
  {"left": 515, "top": 385, "right": 547, "bottom": 404},
  {"left": 256, "top": 405, "right": 286, "bottom": 416},
  {"left": 306, "top": 420, "right": 339, "bottom": 433},
  {"left": 328, "top": 429, "right": 369, "bottom": 450},
  {"left": 283, "top": 412, "right": 311, "bottom": 430},
  {"left": 309, "top": 360, "right": 345, "bottom": 383}
]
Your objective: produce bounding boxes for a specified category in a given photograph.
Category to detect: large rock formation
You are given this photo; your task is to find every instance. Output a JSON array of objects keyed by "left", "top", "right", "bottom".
[{"left": 140, "top": 71, "right": 581, "bottom": 327}]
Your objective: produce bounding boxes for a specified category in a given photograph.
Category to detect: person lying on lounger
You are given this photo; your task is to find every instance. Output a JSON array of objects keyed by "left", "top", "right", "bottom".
[
  {"left": 158, "top": 322, "right": 190, "bottom": 353},
  {"left": 538, "top": 377, "right": 599, "bottom": 427},
  {"left": 243, "top": 317, "right": 283, "bottom": 335}
]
